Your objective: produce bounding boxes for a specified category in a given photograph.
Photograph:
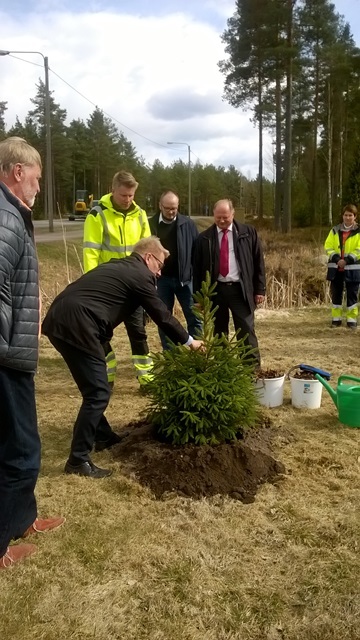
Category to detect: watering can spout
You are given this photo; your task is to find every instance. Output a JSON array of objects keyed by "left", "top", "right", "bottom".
[{"left": 315, "top": 374, "right": 338, "bottom": 407}]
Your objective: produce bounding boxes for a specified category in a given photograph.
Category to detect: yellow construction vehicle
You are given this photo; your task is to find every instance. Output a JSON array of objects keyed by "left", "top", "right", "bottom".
[{"left": 69, "top": 190, "right": 94, "bottom": 220}]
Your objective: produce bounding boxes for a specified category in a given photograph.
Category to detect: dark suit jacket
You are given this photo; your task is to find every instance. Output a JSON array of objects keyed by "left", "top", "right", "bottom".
[
  {"left": 42, "top": 253, "right": 189, "bottom": 357},
  {"left": 193, "top": 221, "right": 266, "bottom": 311}
]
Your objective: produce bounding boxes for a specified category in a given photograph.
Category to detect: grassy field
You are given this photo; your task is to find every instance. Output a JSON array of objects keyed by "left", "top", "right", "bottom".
[{"left": 1, "top": 235, "right": 360, "bottom": 640}]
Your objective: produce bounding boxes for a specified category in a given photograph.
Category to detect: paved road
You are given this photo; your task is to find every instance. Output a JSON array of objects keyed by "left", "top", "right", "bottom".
[
  {"left": 34, "top": 215, "right": 211, "bottom": 243},
  {"left": 34, "top": 219, "right": 83, "bottom": 243}
]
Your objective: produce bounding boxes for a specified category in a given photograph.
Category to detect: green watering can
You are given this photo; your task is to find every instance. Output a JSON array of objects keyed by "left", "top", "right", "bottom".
[{"left": 315, "top": 374, "right": 360, "bottom": 428}]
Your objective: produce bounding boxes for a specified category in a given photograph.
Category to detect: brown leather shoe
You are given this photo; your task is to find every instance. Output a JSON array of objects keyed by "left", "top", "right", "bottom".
[
  {"left": 22, "top": 516, "right": 66, "bottom": 538},
  {"left": 0, "top": 544, "right": 37, "bottom": 569}
]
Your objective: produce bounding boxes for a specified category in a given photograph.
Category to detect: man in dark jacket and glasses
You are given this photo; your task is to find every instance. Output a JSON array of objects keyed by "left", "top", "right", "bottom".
[{"left": 42, "top": 236, "right": 203, "bottom": 479}]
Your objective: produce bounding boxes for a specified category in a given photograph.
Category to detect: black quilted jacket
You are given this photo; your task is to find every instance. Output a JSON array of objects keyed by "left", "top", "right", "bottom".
[{"left": 0, "top": 183, "right": 39, "bottom": 372}]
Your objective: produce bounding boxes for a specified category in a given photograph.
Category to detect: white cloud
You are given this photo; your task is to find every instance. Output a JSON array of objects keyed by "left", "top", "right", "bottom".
[
  {"left": 0, "top": 7, "right": 263, "bottom": 175},
  {"left": 1, "top": 0, "right": 358, "bottom": 179}
]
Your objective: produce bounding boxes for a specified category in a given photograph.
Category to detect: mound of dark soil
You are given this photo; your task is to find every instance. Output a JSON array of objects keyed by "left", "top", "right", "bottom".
[{"left": 112, "top": 421, "right": 285, "bottom": 503}]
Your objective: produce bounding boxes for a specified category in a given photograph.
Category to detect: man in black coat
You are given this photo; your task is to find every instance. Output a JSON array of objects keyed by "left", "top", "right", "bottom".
[
  {"left": 149, "top": 190, "right": 201, "bottom": 349},
  {"left": 42, "top": 236, "right": 203, "bottom": 479},
  {"left": 193, "top": 199, "right": 265, "bottom": 365}
]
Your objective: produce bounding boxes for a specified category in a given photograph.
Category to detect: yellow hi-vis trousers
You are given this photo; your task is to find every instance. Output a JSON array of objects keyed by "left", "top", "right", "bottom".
[
  {"left": 105, "top": 347, "right": 153, "bottom": 386},
  {"left": 131, "top": 354, "right": 154, "bottom": 385}
]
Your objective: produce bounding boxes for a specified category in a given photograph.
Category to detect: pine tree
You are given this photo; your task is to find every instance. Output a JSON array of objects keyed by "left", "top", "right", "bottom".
[
  {"left": 0, "top": 101, "right": 7, "bottom": 141},
  {"left": 145, "top": 274, "right": 259, "bottom": 446}
]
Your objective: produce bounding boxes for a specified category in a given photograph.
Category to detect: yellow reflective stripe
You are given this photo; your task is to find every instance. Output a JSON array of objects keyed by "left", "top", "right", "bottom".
[
  {"left": 85, "top": 200, "right": 148, "bottom": 261},
  {"left": 132, "top": 353, "right": 153, "bottom": 379}
]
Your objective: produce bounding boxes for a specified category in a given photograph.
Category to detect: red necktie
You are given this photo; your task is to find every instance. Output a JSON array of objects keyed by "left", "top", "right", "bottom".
[{"left": 219, "top": 229, "right": 229, "bottom": 277}]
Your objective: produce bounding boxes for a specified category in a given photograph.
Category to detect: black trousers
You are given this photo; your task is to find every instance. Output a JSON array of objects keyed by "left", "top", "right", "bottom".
[
  {"left": 49, "top": 337, "right": 114, "bottom": 464},
  {"left": 330, "top": 274, "right": 359, "bottom": 309},
  {"left": 214, "top": 282, "right": 260, "bottom": 365},
  {"left": 124, "top": 306, "right": 149, "bottom": 354},
  {"left": 0, "top": 365, "right": 40, "bottom": 556}
]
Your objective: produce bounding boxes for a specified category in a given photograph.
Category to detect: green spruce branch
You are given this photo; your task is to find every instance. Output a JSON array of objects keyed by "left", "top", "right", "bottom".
[{"left": 145, "top": 273, "right": 259, "bottom": 445}]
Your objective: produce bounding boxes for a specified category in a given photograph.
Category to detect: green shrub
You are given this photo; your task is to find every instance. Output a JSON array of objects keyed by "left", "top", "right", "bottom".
[{"left": 145, "top": 274, "right": 259, "bottom": 445}]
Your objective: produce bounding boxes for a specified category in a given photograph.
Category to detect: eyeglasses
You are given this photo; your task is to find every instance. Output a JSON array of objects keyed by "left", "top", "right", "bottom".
[
  {"left": 161, "top": 206, "right": 177, "bottom": 212},
  {"left": 150, "top": 253, "right": 164, "bottom": 270}
]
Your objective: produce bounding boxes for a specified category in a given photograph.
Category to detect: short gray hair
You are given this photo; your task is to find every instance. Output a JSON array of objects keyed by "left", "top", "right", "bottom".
[
  {"left": 213, "top": 198, "right": 234, "bottom": 212},
  {"left": 134, "top": 236, "right": 170, "bottom": 259},
  {"left": 0, "top": 136, "right": 42, "bottom": 176}
]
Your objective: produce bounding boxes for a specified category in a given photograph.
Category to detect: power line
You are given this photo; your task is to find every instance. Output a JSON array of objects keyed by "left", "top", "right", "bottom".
[
  {"left": 49, "top": 66, "right": 170, "bottom": 149},
  {"left": 50, "top": 67, "right": 204, "bottom": 162},
  {"left": 7, "top": 53, "right": 43, "bottom": 69},
  {"left": 5, "top": 52, "right": 204, "bottom": 163}
]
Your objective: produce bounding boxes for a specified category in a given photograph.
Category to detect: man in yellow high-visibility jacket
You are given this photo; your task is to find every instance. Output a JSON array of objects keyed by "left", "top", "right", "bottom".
[{"left": 83, "top": 170, "right": 153, "bottom": 387}]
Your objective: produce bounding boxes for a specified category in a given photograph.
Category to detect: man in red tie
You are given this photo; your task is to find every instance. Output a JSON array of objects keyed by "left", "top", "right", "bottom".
[{"left": 193, "top": 199, "right": 266, "bottom": 366}]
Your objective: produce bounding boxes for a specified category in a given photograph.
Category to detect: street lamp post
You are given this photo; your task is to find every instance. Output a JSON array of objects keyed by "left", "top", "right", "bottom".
[
  {"left": 0, "top": 49, "right": 54, "bottom": 231},
  {"left": 167, "top": 141, "right": 191, "bottom": 217}
]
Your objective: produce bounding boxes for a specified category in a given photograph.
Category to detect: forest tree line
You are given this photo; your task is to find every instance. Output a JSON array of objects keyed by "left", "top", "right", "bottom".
[
  {"left": 1, "top": 0, "right": 360, "bottom": 229},
  {"left": 220, "top": 0, "right": 360, "bottom": 230},
  {"left": 0, "top": 96, "right": 269, "bottom": 220}
]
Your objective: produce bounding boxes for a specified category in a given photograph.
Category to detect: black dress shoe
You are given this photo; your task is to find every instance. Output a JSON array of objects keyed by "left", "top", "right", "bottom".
[
  {"left": 94, "top": 431, "right": 128, "bottom": 452},
  {"left": 64, "top": 460, "right": 112, "bottom": 478}
]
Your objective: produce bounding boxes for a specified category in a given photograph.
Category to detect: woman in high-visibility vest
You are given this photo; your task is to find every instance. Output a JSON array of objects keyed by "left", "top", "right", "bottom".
[{"left": 324, "top": 204, "right": 360, "bottom": 328}]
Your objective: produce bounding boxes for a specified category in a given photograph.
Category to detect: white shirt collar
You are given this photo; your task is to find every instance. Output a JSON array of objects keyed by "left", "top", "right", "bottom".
[
  {"left": 217, "top": 223, "right": 233, "bottom": 234},
  {"left": 159, "top": 212, "right": 177, "bottom": 224}
]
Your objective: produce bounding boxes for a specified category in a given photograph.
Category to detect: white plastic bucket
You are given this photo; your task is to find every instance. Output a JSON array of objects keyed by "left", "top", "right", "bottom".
[
  {"left": 255, "top": 375, "right": 285, "bottom": 408},
  {"left": 290, "top": 376, "right": 323, "bottom": 409}
]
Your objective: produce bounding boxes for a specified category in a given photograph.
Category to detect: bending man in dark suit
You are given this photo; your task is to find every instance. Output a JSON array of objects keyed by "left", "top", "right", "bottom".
[
  {"left": 193, "top": 199, "right": 265, "bottom": 366},
  {"left": 42, "top": 236, "right": 203, "bottom": 479}
]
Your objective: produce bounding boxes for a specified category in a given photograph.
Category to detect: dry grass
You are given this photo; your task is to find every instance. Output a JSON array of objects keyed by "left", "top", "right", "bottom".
[{"left": 2, "top": 236, "right": 360, "bottom": 640}]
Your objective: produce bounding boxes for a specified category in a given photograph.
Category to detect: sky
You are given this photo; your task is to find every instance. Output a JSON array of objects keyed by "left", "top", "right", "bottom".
[{"left": 1, "top": 0, "right": 359, "bottom": 178}]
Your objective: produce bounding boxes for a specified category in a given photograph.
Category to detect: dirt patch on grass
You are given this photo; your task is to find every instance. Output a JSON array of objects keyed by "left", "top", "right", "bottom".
[{"left": 112, "top": 421, "right": 285, "bottom": 503}]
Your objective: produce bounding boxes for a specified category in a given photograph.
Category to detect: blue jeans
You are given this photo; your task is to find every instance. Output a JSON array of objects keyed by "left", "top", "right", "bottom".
[
  {"left": 0, "top": 366, "right": 41, "bottom": 555},
  {"left": 156, "top": 276, "right": 202, "bottom": 350}
]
